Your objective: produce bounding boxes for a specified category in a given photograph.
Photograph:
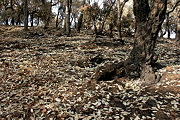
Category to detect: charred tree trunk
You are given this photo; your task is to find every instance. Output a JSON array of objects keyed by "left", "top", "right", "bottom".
[
  {"left": 93, "top": 20, "right": 98, "bottom": 35},
  {"left": 43, "top": 1, "right": 52, "bottom": 29},
  {"left": 24, "top": 0, "right": 28, "bottom": 31},
  {"left": 77, "top": 0, "right": 86, "bottom": 33},
  {"left": 77, "top": 13, "right": 84, "bottom": 33},
  {"left": 65, "top": 0, "right": 72, "bottom": 36},
  {"left": 166, "top": 13, "right": 171, "bottom": 39},
  {"left": 93, "top": 0, "right": 167, "bottom": 85},
  {"left": 125, "top": 0, "right": 167, "bottom": 83},
  {"left": 175, "top": 3, "right": 180, "bottom": 41},
  {"left": 10, "top": 0, "right": 14, "bottom": 25},
  {"left": 5, "top": 19, "right": 9, "bottom": 25},
  {"left": 176, "top": 15, "right": 180, "bottom": 41},
  {"left": 166, "top": 0, "right": 180, "bottom": 40},
  {"left": 11, "top": 17, "right": 15, "bottom": 25},
  {"left": 30, "top": 11, "right": 37, "bottom": 27},
  {"left": 30, "top": 13, "right": 34, "bottom": 27},
  {"left": 16, "top": 13, "right": 21, "bottom": 25},
  {"left": 117, "top": 0, "right": 129, "bottom": 39},
  {"left": 56, "top": 6, "right": 61, "bottom": 28},
  {"left": 98, "top": 0, "right": 116, "bottom": 35},
  {"left": 37, "top": 17, "right": 40, "bottom": 26},
  {"left": 160, "top": 28, "right": 166, "bottom": 38}
]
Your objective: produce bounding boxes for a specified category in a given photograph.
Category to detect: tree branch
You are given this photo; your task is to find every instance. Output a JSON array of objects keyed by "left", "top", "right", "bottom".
[{"left": 167, "top": 0, "right": 180, "bottom": 14}]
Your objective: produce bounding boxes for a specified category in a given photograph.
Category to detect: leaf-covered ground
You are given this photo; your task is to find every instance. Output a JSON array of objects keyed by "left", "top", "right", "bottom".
[{"left": 0, "top": 26, "right": 179, "bottom": 119}]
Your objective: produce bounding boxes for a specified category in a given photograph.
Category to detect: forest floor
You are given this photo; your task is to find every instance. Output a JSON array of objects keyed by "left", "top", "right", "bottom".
[{"left": 0, "top": 25, "right": 179, "bottom": 119}]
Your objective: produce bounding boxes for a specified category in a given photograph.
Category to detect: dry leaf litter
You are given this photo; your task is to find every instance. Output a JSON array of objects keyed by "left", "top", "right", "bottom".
[{"left": 0, "top": 26, "right": 179, "bottom": 119}]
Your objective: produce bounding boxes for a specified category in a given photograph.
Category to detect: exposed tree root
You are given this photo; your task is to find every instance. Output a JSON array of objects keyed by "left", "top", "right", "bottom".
[
  {"left": 92, "top": 59, "right": 161, "bottom": 86},
  {"left": 92, "top": 61, "right": 124, "bottom": 81}
]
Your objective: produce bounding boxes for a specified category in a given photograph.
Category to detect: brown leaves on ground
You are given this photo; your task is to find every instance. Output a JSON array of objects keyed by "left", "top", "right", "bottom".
[
  {"left": 0, "top": 26, "right": 179, "bottom": 119},
  {"left": 147, "top": 65, "right": 180, "bottom": 94}
]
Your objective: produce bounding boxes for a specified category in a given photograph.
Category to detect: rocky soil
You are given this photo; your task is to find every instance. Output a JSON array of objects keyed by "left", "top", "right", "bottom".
[{"left": 0, "top": 26, "right": 179, "bottom": 119}]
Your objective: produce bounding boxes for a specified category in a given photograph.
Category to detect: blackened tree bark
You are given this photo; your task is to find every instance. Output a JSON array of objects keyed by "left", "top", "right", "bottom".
[
  {"left": 164, "top": 1, "right": 180, "bottom": 39},
  {"left": 77, "top": 12, "right": 83, "bottom": 32},
  {"left": 30, "top": 13, "right": 33, "bottom": 27},
  {"left": 65, "top": 0, "right": 72, "bottom": 36},
  {"left": 117, "top": 0, "right": 129, "bottom": 39},
  {"left": 10, "top": 0, "right": 15, "bottom": 25},
  {"left": 5, "top": 19, "right": 9, "bottom": 25},
  {"left": 77, "top": 0, "right": 86, "bottom": 33},
  {"left": 93, "top": 0, "right": 167, "bottom": 85},
  {"left": 98, "top": 0, "right": 116, "bottom": 35},
  {"left": 176, "top": 14, "right": 180, "bottom": 41},
  {"left": 11, "top": 17, "right": 15, "bottom": 25},
  {"left": 166, "top": 13, "right": 171, "bottom": 39},
  {"left": 166, "top": 0, "right": 180, "bottom": 41},
  {"left": 44, "top": 0, "right": 52, "bottom": 29},
  {"left": 30, "top": 11, "right": 36, "bottom": 27},
  {"left": 125, "top": 0, "right": 167, "bottom": 83},
  {"left": 3, "top": 0, "right": 15, "bottom": 25},
  {"left": 24, "top": 0, "right": 28, "bottom": 31},
  {"left": 56, "top": 3, "right": 63, "bottom": 28}
]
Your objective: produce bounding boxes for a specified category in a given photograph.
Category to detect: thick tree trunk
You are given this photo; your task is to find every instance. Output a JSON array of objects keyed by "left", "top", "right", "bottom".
[
  {"left": 93, "top": 0, "right": 167, "bottom": 85},
  {"left": 124, "top": 0, "right": 167, "bottom": 82}
]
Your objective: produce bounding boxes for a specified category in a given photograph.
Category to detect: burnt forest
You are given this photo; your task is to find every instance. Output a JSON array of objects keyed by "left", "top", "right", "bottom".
[{"left": 0, "top": 0, "right": 179, "bottom": 119}]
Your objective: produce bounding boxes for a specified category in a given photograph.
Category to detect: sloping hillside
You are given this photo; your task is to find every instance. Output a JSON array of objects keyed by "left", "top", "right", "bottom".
[{"left": 0, "top": 26, "right": 179, "bottom": 119}]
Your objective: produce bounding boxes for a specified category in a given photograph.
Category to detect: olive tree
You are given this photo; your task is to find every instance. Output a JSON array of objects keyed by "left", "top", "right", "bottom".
[{"left": 94, "top": 0, "right": 168, "bottom": 85}]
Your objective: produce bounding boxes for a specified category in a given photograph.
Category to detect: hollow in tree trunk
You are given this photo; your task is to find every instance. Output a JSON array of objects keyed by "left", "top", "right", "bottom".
[{"left": 93, "top": 0, "right": 167, "bottom": 85}]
